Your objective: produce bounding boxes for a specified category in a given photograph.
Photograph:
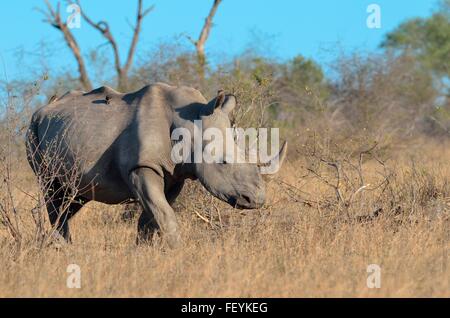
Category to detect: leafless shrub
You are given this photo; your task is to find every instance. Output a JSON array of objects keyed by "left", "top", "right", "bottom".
[
  {"left": 0, "top": 82, "right": 88, "bottom": 253},
  {"left": 0, "top": 81, "right": 44, "bottom": 252},
  {"left": 292, "top": 132, "right": 390, "bottom": 221}
]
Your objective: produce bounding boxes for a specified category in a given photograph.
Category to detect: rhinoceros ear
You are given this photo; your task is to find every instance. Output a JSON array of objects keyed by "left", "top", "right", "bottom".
[
  {"left": 204, "top": 90, "right": 236, "bottom": 116},
  {"left": 221, "top": 95, "right": 236, "bottom": 114},
  {"left": 213, "top": 90, "right": 226, "bottom": 109},
  {"left": 214, "top": 91, "right": 236, "bottom": 115}
]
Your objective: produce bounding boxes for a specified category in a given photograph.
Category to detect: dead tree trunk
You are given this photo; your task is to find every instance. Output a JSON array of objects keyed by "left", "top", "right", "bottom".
[{"left": 188, "top": 0, "right": 223, "bottom": 80}]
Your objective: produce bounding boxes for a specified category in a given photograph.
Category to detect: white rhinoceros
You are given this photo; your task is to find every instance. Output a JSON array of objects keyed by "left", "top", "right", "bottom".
[{"left": 26, "top": 83, "right": 287, "bottom": 247}]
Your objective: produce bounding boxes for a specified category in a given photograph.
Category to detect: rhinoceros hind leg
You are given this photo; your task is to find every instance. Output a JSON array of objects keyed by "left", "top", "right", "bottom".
[{"left": 45, "top": 181, "right": 88, "bottom": 243}]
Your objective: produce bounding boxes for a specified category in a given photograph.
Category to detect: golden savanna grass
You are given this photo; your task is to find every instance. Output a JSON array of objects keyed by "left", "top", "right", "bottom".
[{"left": 0, "top": 138, "right": 448, "bottom": 297}]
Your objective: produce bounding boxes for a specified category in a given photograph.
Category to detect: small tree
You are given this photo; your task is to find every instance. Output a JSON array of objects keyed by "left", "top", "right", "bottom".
[{"left": 381, "top": 2, "right": 450, "bottom": 98}]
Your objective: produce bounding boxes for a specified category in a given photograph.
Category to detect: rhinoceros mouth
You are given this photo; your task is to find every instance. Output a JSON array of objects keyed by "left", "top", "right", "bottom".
[
  {"left": 231, "top": 195, "right": 263, "bottom": 210},
  {"left": 202, "top": 185, "right": 261, "bottom": 209},
  {"left": 235, "top": 202, "right": 261, "bottom": 210},
  {"left": 227, "top": 197, "right": 251, "bottom": 210}
]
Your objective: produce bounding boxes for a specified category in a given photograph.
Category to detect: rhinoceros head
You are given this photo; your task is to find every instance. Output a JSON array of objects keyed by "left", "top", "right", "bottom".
[{"left": 193, "top": 91, "right": 287, "bottom": 209}]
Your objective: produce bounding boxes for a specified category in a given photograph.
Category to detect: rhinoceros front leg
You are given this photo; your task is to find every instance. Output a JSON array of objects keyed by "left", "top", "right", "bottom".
[
  {"left": 129, "top": 167, "right": 181, "bottom": 248},
  {"left": 165, "top": 180, "right": 185, "bottom": 206}
]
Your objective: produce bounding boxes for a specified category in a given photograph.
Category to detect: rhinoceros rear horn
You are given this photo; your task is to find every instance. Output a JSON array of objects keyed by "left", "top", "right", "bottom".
[{"left": 259, "top": 141, "right": 288, "bottom": 175}]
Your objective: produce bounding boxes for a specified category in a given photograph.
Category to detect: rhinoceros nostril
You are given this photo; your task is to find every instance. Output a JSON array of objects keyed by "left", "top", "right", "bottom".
[
  {"left": 234, "top": 193, "right": 264, "bottom": 209},
  {"left": 241, "top": 194, "right": 251, "bottom": 203}
]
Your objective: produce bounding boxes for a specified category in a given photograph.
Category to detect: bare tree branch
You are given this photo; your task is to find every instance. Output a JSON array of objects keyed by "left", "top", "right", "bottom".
[
  {"left": 39, "top": 0, "right": 93, "bottom": 91},
  {"left": 189, "top": 0, "right": 223, "bottom": 78},
  {"left": 124, "top": 0, "right": 155, "bottom": 77},
  {"left": 197, "top": 0, "right": 222, "bottom": 56},
  {"left": 74, "top": 0, "right": 122, "bottom": 77},
  {"left": 75, "top": 0, "right": 153, "bottom": 90}
]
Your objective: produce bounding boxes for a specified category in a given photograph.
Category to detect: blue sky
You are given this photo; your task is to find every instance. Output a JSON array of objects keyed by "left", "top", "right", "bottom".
[{"left": 0, "top": 0, "right": 438, "bottom": 82}]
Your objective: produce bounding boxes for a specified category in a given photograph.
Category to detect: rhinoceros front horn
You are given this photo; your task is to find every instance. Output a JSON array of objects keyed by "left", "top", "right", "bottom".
[{"left": 259, "top": 141, "right": 288, "bottom": 175}]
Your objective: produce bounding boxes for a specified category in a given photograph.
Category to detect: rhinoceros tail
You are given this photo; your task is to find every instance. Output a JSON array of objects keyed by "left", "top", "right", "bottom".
[{"left": 25, "top": 114, "right": 42, "bottom": 175}]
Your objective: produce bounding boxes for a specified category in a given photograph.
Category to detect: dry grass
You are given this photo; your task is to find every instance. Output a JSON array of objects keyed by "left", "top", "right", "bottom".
[{"left": 0, "top": 140, "right": 448, "bottom": 298}]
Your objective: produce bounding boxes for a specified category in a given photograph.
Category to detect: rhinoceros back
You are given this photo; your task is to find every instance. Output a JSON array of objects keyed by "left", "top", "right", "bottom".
[{"left": 26, "top": 84, "right": 176, "bottom": 203}]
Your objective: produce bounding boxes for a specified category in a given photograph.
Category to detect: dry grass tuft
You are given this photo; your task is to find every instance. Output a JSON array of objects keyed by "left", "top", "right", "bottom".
[{"left": 0, "top": 138, "right": 448, "bottom": 297}]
